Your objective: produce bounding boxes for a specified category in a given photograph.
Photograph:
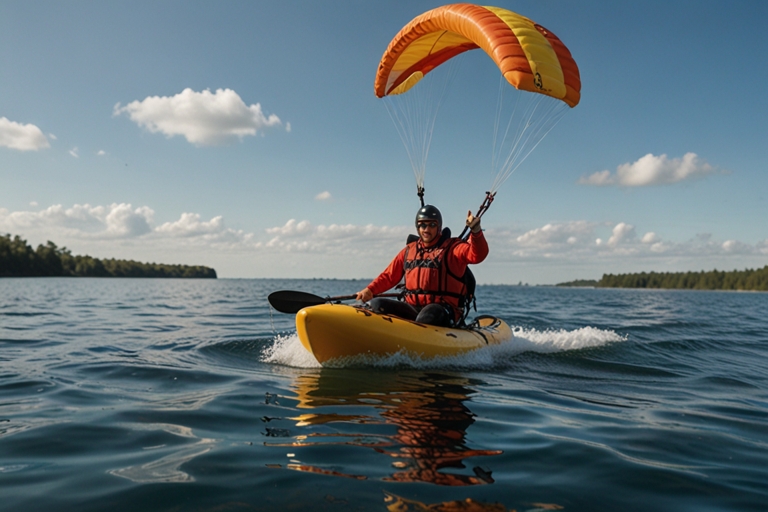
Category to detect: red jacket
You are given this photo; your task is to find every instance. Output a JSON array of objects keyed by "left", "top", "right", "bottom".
[{"left": 367, "top": 230, "right": 488, "bottom": 321}]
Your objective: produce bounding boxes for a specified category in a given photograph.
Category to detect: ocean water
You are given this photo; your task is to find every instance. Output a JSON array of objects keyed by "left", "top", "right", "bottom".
[{"left": 1, "top": 278, "right": 766, "bottom": 512}]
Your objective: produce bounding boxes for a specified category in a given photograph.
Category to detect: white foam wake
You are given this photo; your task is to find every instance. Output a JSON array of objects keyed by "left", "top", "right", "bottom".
[
  {"left": 260, "top": 326, "right": 626, "bottom": 369},
  {"left": 260, "top": 334, "right": 322, "bottom": 369}
]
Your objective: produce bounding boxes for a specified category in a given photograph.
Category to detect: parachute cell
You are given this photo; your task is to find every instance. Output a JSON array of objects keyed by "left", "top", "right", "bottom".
[{"left": 374, "top": 3, "right": 581, "bottom": 107}]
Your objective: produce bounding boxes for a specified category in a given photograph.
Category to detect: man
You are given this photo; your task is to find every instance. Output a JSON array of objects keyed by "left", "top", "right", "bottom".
[{"left": 355, "top": 205, "right": 487, "bottom": 327}]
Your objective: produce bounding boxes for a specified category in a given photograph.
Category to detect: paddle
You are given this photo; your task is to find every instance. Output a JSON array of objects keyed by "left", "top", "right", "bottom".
[{"left": 268, "top": 290, "right": 400, "bottom": 314}]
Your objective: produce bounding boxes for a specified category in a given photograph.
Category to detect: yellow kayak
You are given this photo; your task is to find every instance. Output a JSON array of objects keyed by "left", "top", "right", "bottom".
[{"left": 295, "top": 303, "right": 513, "bottom": 364}]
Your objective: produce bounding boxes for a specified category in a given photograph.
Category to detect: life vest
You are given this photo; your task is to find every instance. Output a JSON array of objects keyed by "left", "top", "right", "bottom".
[{"left": 402, "top": 233, "right": 470, "bottom": 323}]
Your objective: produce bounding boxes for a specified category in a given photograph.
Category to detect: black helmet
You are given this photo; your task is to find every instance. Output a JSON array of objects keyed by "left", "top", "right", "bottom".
[{"left": 415, "top": 204, "right": 442, "bottom": 227}]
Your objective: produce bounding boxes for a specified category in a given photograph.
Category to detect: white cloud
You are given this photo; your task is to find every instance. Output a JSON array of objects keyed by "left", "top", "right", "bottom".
[
  {"left": 515, "top": 221, "right": 596, "bottom": 249},
  {"left": 490, "top": 220, "right": 768, "bottom": 266},
  {"left": 156, "top": 212, "right": 224, "bottom": 237},
  {"left": 266, "top": 219, "right": 313, "bottom": 237},
  {"left": 255, "top": 218, "right": 768, "bottom": 273},
  {"left": 104, "top": 204, "right": 153, "bottom": 237},
  {"left": 315, "top": 191, "right": 332, "bottom": 201},
  {"left": 641, "top": 232, "right": 660, "bottom": 244},
  {"left": 0, "top": 203, "right": 256, "bottom": 250},
  {"left": 114, "top": 88, "right": 283, "bottom": 146},
  {"left": 0, "top": 117, "right": 50, "bottom": 151},
  {"left": 579, "top": 153, "right": 715, "bottom": 187},
  {"left": 3, "top": 204, "right": 766, "bottom": 281},
  {"left": 69, "top": 147, "right": 79, "bottom": 158},
  {"left": 721, "top": 239, "right": 753, "bottom": 254},
  {"left": 607, "top": 222, "right": 635, "bottom": 246},
  {"left": 0, "top": 203, "right": 153, "bottom": 238},
  {"left": 154, "top": 213, "right": 252, "bottom": 245},
  {"left": 263, "top": 219, "right": 408, "bottom": 255},
  {"left": 97, "top": 150, "right": 107, "bottom": 156},
  {"left": 1, "top": 207, "right": 408, "bottom": 262}
]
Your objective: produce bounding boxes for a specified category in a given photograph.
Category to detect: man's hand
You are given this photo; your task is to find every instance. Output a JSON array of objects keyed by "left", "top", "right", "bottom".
[
  {"left": 355, "top": 287, "right": 373, "bottom": 302},
  {"left": 466, "top": 210, "right": 482, "bottom": 234}
]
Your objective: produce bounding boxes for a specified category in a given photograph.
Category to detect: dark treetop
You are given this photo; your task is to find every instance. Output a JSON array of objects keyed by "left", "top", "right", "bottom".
[
  {"left": 558, "top": 266, "right": 768, "bottom": 291},
  {"left": 1, "top": 234, "right": 216, "bottom": 278}
]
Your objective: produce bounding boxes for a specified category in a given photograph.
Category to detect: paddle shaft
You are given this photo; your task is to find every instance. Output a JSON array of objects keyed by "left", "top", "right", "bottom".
[
  {"left": 268, "top": 289, "right": 401, "bottom": 314},
  {"left": 309, "top": 292, "right": 401, "bottom": 302}
]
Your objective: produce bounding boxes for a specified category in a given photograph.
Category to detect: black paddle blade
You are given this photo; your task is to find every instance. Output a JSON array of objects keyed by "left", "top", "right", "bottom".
[{"left": 268, "top": 290, "right": 328, "bottom": 314}]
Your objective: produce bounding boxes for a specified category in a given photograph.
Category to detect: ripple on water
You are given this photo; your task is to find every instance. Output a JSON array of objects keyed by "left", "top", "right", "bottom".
[{"left": 1, "top": 280, "right": 767, "bottom": 511}]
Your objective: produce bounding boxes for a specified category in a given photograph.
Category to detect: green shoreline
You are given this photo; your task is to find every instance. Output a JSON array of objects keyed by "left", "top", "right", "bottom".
[
  {"left": 1, "top": 234, "right": 216, "bottom": 278},
  {"left": 558, "top": 266, "right": 768, "bottom": 292}
]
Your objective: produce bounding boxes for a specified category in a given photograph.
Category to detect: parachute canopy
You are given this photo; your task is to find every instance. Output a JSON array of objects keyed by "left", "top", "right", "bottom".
[{"left": 374, "top": 3, "right": 581, "bottom": 107}]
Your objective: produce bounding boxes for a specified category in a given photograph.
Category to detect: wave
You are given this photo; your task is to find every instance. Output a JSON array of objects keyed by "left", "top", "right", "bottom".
[{"left": 260, "top": 326, "right": 626, "bottom": 370}]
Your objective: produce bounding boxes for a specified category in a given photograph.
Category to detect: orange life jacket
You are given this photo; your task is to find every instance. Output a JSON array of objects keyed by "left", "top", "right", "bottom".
[{"left": 402, "top": 236, "right": 468, "bottom": 322}]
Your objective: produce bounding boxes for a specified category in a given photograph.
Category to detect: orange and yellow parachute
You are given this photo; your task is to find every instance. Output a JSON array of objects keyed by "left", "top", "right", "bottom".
[{"left": 374, "top": 3, "right": 581, "bottom": 107}]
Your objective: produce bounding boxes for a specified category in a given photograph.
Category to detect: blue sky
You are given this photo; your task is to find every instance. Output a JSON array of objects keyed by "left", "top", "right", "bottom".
[{"left": 2, "top": 0, "right": 766, "bottom": 284}]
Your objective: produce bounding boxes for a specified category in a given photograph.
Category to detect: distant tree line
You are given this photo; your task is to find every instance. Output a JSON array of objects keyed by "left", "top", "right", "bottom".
[
  {"left": 558, "top": 266, "right": 768, "bottom": 291},
  {"left": 598, "top": 267, "right": 768, "bottom": 291},
  {"left": 1, "top": 234, "right": 217, "bottom": 278},
  {"left": 555, "top": 279, "right": 599, "bottom": 288}
]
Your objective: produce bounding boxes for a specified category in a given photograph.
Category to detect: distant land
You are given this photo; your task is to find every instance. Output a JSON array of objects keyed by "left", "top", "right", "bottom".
[
  {"left": 1, "top": 234, "right": 216, "bottom": 278},
  {"left": 558, "top": 267, "right": 768, "bottom": 292}
]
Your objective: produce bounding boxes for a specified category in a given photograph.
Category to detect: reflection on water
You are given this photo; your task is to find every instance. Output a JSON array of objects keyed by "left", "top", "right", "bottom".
[
  {"left": 384, "top": 492, "right": 565, "bottom": 512},
  {"left": 266, "top": 370, "right": 502, "bottom": 486},
  {"left": 109, "top": 423, "right": 216, "bottom": 483},
  {"left": 384, "top": 491, "right": 509, "bottom": 512}
]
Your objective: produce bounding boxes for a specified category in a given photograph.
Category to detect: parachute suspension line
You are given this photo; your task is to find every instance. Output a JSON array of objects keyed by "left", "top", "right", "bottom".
[
  {"left": 383, "top": 56, "right": 463, "bottom": 203},
  {"left": 384, "top": 90, "right": 428, "bottom": 191},
  {"left": 488, "top": 79, "right": 569, "bottom": 194},
  {"left": 491, "top": 76, "right": 519, "bottom": 185}
]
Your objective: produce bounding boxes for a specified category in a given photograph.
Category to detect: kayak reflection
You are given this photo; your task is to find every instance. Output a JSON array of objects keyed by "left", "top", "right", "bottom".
[
  {"left": 384, "top": 491, "right": 508, "bottom": 512},
  {"left": 267, "top": 370, "right": 502, "bottom": 486}
]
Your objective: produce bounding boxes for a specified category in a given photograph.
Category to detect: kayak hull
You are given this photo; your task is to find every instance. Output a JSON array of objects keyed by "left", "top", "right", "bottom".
[{"left": 295, "top": 303, "right": 512, "bottom": 364}]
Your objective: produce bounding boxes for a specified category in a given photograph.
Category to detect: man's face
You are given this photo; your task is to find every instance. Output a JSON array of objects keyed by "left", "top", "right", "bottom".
[{"left": 417, "top": 221, "right": 440, "bottom": 246}]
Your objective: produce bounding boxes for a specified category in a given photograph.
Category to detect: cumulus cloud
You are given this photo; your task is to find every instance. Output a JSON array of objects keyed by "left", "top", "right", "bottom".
[
  {"left": 0, "top": 203, "right": 260, "bottom": 249},
  {"left": 721, "top": 239, "right": 754, "bottom": 254},
  {"left": 515, "top": 221, "right": 596, "bottom": 249},
  {"left": 103, "top": 204, "right": 154, "bottom": 237},
  {"left": 509, "top": 221, "right": 624, "bottom": 258},
  {"left": 264, "top": 219, "right": 408, "bottom": 255},
  {"left": 0, "top": 117, "right": 50, "bottom": 151},
  {"left": 154, "top": 212, "right": 253, "bottom": 244},
  {"left": 0, "top": 210, "right": 407, "bottom": 257},
  {"left": 315, "top": 191, "right": 332, "bottom": 201},
  {"left": 266, "top": 219, "right": 313, "bottom": 237},
  {"left": 113, "top": 88, "right": 283, "bottom": 146},
  {"left": 0, "top": 203, "right": 238, "bottom": 245},
  {"left": 0, "top": 203, "right": 152, "bottom": 238},
  {"left": 641, "top": 232, "right": 660, "bottom": 244},
  {"left": 607, "top": 222, "right": 636, "bottom": 246},
  {"left": 490, "top": 219, "right": 768, "bottom": 265},
  {"left": 4, "top": 204, "right": 766, "bottom": 280},
  {"left": 579, "top": 153, "right": 715, "bottom": 187}
]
